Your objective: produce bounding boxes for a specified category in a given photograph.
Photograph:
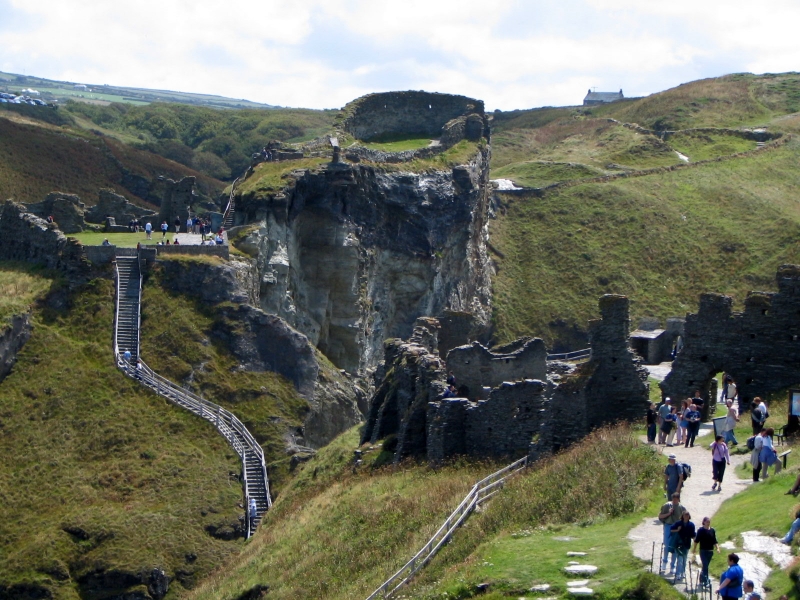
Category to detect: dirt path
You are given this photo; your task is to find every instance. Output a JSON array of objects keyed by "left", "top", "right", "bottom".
[{"left": 628, "top": 425, "right": 751, "bottom": 565}]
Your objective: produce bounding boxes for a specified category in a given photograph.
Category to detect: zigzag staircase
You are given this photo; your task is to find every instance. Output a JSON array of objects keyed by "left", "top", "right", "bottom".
[{"left": 113, "top": 251, "right": 271, "bottom": 537}]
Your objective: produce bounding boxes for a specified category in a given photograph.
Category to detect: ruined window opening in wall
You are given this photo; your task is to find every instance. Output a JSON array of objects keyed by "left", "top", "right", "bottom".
[
  {"left": 746, "top": 378, "right": 753, "bottom": 384},
  {"left": 612, "top": 376, "right": 618, "bottom": 381},
  {"left": 505, "top": 358, "right": 510, "bottom": 364},
  {"left": 700, "top": 355, "right": 708, "bottom": 362},
  {"left": 611, "top": 357, "right": 617, "bottom": 363},
  {"left": 750, "top": 334, "right": 756, "bottom": 339},
  {"left": 689, "top": 381, "right": 695, "bottom": 386}
]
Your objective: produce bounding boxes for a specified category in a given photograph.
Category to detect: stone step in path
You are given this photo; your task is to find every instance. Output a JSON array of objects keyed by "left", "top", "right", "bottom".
[{"left": 113, "top": 253, "right": 271, "bottom": 537}]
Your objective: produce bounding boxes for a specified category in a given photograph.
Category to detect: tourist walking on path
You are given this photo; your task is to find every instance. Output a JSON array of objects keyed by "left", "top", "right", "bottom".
[
  {"left": 669, "top": 511, "right": 695, "bottom": 581},
  {"left": 711, "top": 435, "right": 731, "bottom": 491},
  {"left": 724, "top": 400, "right": 739, "bottom": 445},
  {"left": 751, "top": 430, "right": 765, "bottom": 481},
  {"left": 664, "top": 454, "right": 684, "bottom": 498},
  {"left": 717, "top": 553, "right": 744, "bottom": 598},
  {"left": 658, "top": 398, "right": 672, "bottom": 444},
  {"left": 751, "top": 398, "right": 767, "bottom": 435},
  {"left": 145, "top": 221, "right": 152, "bottom": 239},
  {"left": 684, "top": 402, "right": 702, "bottom": 448},
  {"left": 758, "top": 428, "right": 781, "bottom": 479},
  {"left": 161, "top": 221, "right": 169, "bottom": 239},
  {"left": 663, "top": 406, "right": 678, "bottom": 446},
  {"left": 692, "top": 516, "right": 720, "bottom": 586},
  {"left": 677, "top": 399, "right": 690, "bottom": 445},
  {"left": 658, "top": 492, "right": 686, "bottom": 574},
  {"left": 646, "top": 403, "right": 658, "bottom": 444}
]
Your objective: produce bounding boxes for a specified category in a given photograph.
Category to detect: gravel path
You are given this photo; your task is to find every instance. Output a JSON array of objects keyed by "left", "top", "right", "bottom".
[{"left": 628, "top": 426, "right": 752, "bottom": 567}]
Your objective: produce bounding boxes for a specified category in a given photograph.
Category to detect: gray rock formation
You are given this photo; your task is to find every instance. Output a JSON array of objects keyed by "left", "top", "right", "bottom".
[
  {"left": 157, "top": 176, "right": 195, "bottom": 230},
  {"left": 237, "top": 147, "right": 493, "bottom": 376},
  {"left": 0, "top": 313, "right": 32, "bottom": 383},
  {"left": 155, "top": 257, "right": 362, "bottom": 447},
  {"left": 24, "top": 192, "right": 86, "bottom": 233},
  {"left": 85, "top": 188, "right": 155, "bottom": 225}
]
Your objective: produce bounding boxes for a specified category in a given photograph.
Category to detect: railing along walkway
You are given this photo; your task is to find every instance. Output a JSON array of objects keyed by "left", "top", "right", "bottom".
[
  {"left": 366, "top": 456, "right": 529, "bottom": 599},
  {"left": 546, "top": 348, "right": 591, "bottom": 363},
  {"left": 113, "top": 253, "right": 271, "bottom": 538}
]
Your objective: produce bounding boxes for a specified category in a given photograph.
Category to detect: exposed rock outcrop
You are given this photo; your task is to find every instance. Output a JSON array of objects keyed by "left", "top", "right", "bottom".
[
  {"left": 154, "top": 257, "right": 362, "bottom": 447},
  {"left": 0, "top": 201, "right": 93, "bottom": 286},
  {"left": 85, "top": 188, "right": 156, "bottom": 225},
  {"left": 238, "top": 146, "right": 492, "bottom": 376},
  {"left": 0, "top": 313, "right": 32, "bottom": 384},
  {"left": 25, "top": 192, "right": 86, "bottom": 233}
]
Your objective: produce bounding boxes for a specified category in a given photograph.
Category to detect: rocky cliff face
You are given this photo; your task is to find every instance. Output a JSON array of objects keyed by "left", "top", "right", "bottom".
[
  {"left": 236, "top": 148, "right": 493, "bottom": 376},
  {"left": 0, "top": 313, "right": 32, "bottom": 384},
  {"left": 155, "top": 257, "right": 363, "bottom": 447}
]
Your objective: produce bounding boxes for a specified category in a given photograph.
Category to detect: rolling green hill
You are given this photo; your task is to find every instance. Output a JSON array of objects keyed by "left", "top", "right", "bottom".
[{"left": 487, "top": 72, "right": 800, "bottom": 349}]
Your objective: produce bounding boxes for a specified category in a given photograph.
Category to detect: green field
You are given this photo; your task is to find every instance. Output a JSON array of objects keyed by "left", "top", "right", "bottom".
[{"left": 69, "top": 231, "right": 174, "bottom": 247}]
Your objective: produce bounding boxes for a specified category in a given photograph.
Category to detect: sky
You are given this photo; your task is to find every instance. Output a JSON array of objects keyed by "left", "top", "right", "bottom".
[{"left": 1, "top": 0, "right": 799, "bottom": 111}]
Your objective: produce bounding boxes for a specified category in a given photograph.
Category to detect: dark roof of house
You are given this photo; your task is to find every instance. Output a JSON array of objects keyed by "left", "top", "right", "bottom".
[{"left": 584, "top": 90, "right": 624, "bottom": 103}]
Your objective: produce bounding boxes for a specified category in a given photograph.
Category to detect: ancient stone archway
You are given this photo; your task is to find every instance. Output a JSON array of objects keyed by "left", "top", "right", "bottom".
[{"left": 662, "top": 265, "right": 800, "bottom": 417}]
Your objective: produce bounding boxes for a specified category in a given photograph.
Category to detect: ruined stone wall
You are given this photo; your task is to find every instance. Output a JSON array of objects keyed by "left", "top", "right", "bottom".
[
  {"left": 662, "top": 265, "right": 800, "bottom": 414},
  {"left": 445, "top": 338, "right": 547, "bottom": 399},
  {"left": 0, "top": 313, "right": 32, "bottom": 384},
  {"left": 532, "top": 295, "right": 650, "bottom": 457},
  {"left": 85, "top": 188, "right": 155, "bottom": 225},
  {"left": 341, "top": 91, "right": 486, "bottom": 141},
  {"left": 25, "top": 192, "right": 86, "bottom": 233},
  {"left": 157, "top": 176, "right": 194, "bottom": 228}
]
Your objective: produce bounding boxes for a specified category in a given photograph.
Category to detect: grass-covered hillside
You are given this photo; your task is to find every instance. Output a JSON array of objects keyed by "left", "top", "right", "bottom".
[
  {"left": 488, "top": 72, "right": 800, "bottom": 348},
  {"left": 139, "top": 259, "right": 309, "bottom": 489},
  {"left": 0, "top": 269, "right": 250, "bottom": 599},
  {"left": 186, "top": 424, "right": 665, "bottom": 600},
  {"left": 0, "top": 111, "right": 223, "bottom": 207}
]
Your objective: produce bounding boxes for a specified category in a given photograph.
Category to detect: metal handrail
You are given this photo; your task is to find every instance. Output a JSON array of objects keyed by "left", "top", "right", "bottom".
[
  {"left": 222, "top": 174, "right": 242, "bottom": 226},
  {"left": 546, "top": 348, "right": 591, "bottom": 362},
  {"left": 113, "top": 254, "right": 271, "bottom": 538},
  {"left": 365, "top": 455, "right": 528, "bottom": 600}
]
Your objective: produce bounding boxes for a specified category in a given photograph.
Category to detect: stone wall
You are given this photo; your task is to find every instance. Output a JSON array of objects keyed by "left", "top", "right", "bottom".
[
  {"left": 365, "top": 296, "right": 649, "bottom": 462},
  {"left": 341, "top": 91, "right": 486, "bottom": 142},
  {"left": 662, "top": 265, "right": 800, "bottom": 416},
  {"left": 445, "top": 338, "right": 547, "bottom": 400},
  {"left": 157, "top": 177, "right": 195, "bottom": 228},
  {"left": 156, "top": 244, "right": 229, "bottom": 259}
]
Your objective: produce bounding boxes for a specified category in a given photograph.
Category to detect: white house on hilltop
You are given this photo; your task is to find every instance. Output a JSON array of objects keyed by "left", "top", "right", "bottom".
[{"left": 583, "top": 89, "right": 624, "bottom": 106}]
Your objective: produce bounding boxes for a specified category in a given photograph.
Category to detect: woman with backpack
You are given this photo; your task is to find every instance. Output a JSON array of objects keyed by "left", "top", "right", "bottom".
[
  {"left": 758, "top": 428, "right": 781, "bottom": 480},
  {"left": 711, "top": 435, "right": 731, "bottom": 491}
]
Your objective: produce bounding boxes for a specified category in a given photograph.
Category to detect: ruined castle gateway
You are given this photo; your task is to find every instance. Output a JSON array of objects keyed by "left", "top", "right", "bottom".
[
  {"left": 362, "top": 295, "right": 650, "bottom": 462},
  {"left": 662, "top": 265, "right": 800, "bottom": 416},
  {"left": 236, "top": 91, "right": 493, "bottom": 376},
  {"left": 341, "top": 91, "right": 486, "bottom": 141}
]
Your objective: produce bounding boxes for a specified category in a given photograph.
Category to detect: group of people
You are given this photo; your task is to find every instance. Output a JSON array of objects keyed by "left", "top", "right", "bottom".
[
  {"left": 659, "top": 491, "right": 762, "bottom": 598},
  {"left": 647, "top": 392, "right": 705, "bottom": 448}
]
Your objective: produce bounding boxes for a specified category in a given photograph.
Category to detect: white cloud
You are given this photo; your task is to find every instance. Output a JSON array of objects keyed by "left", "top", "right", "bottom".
[{"left": 1, "top": 0, "right": 799, "bottom": 109}]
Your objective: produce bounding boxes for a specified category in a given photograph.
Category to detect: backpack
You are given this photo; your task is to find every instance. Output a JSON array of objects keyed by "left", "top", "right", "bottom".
[
  {"left": 746, "top": 436, "right": 756, "bottom": 451},
  {"left": 680, "top": 462, "right": 691, "bottom": 480}
]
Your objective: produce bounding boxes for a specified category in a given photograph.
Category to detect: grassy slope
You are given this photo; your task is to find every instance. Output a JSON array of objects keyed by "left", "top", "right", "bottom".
[
  {"left": 139, "top": 261, "right": 309, "bottom": 490},
  {"left": 0, "top": 262, "right": 52, "bottom": 324},
  {"left": 0, "top": 274, "right": 245, "bottom": 599},
  {"left": 490, "top": 138, "right": 800, "bottom": 348},
  {"left": 0, "top": 114, "right": 223, "bottom": 206},
  {"left": 187, "top": 424, "right": 666, "bottom": 600}
]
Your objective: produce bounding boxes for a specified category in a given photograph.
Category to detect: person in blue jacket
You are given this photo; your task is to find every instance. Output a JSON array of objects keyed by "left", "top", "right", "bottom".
[{"left": 717, "top": 553, "right": 744, "bottom": 598}]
